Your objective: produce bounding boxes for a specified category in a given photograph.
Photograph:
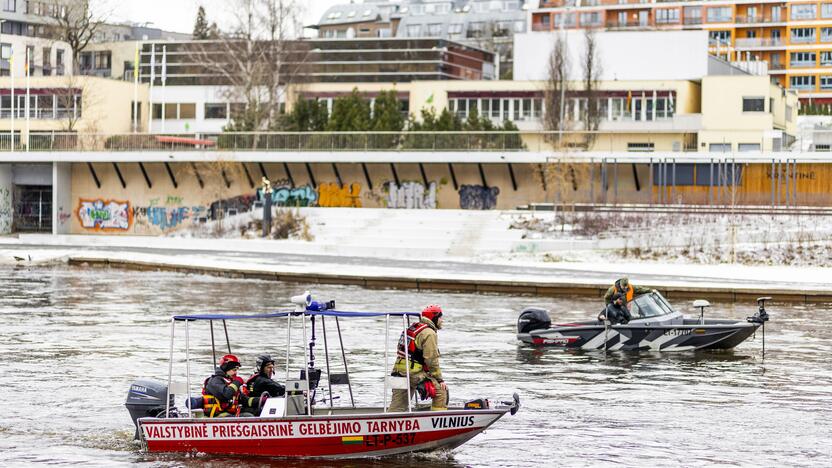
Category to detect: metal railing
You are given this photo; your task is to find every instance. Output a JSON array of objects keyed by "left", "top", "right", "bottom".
[{"left": 0, "top": 130, "right": 831, "bottom": 153}]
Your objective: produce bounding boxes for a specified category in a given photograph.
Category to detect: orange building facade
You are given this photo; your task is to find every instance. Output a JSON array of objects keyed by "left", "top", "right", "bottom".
[{"left": 532, "top": 1, "right": 832, "bottom": 106}]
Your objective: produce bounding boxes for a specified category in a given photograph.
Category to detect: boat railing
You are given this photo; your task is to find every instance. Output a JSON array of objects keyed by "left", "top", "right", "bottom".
[{"left": 167, "top": 298, "right": 421, "bottom": 419}]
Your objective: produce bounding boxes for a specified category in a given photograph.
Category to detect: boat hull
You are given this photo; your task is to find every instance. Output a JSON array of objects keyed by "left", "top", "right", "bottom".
[
  {"left": 139, "top": 409, "right": 507, "bottom": 458},
  {"left": 519, "top": 322, "right": 761, "bottom": 352}
]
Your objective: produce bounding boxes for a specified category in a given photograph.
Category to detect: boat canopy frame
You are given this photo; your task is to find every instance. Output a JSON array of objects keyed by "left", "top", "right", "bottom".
[{"left": 165, "top": 307, "right": 422, "bottom": 419}]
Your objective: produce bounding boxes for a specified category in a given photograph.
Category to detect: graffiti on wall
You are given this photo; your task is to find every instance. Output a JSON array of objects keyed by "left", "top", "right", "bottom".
[
  {"left": 77, "top": 199, "right": 132, "bottom": 231},
  {"left": 133, "top": 205, "right": 209, "bottom": 232},
  {"left": 0, "top": 187, "right": 11, "bottom": 234},
  {"left": 272, "top": 185, "right": 318, "bottom": 207},
  {"left": 459, "top": 185, "right": 500, "bottom": 210},
  {"left": 387, "top": 181, "right": 437, "bottom": 209},
  {"left": 318, "top": 182, "right": 362, "bottom": 208}
]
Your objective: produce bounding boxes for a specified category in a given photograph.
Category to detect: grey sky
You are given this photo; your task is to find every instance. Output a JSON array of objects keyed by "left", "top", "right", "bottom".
[{"left": 105, "top": 0, "right": 347, "bottom": 35}]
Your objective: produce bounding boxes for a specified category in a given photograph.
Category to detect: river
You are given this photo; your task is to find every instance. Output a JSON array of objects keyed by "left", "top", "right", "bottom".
[{"left": 0, "top": 265, "right": 829, "bottom": 467}]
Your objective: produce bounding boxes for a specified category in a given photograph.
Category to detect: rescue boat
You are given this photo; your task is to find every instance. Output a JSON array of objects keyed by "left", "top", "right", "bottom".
[
  {"left": 126, "top": 292, "right": 520, "bottom": 458},
  {"left": 517, "top": 292, "right": 771, "bottom": 352}
]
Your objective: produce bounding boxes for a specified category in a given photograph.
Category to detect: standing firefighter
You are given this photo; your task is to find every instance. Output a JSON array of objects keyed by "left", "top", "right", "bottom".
[
  {"left": 604, "top": 277, "right": 652, "bottom": 306},
  {"left": 389, "top": 305, "right": 448, "bottom": 412}
]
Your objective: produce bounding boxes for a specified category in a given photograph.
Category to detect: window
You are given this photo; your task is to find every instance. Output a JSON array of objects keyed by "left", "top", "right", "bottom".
[
  {"left": 791, "top": 4, "right": 817, "bottom": 20},
  {"left": 579, "top": 11, "right": 601, "bottom": 26},
  {"left": 204, "top": 103, "right": 227, "bottom": 119},
  {"left": 706, "top": 7, "right": 731, "bottom": 23},
  {"left": 791, "top": 52, "right": 816, "bottom": 66},
  {"left": 822, "top": 51, "right": 832, "bottom": 66},
  {"left": 554, "top": 12, "right": 576, "bottom": 27},
  {"left": 709, "top": 143, "right": 731, "bottom": 153},
  {"left": 406, "top": 24, "right": 421, "bottom": 37},
  {"left": 824, "top": 4, "right": 832, "bottom": 18},
  {"left": 0, "top": 43, "right": 10, "bottom": 61},
  {"left": 821, "top": 76, "right": 832, "bottom": 89},
  {"left": 448, "top": 23, "right": 463, "bottom": 34},
  {"left": 709, "top": 30, "right": 731, "bottom": 44},
  {"left": 791, "top": 28, "right": 816, "bottom": 43},
  {"left": 742, "top": 97, "right": 765, "bottom": 112},
  {"left": 790, "top": 75, "right": 816, "bottom": 89},
  {"left": 684, "top": 6, "right": 702, "bottom": 24},
  {"left": 164, "top": 104, "right": 177, "bottom": 120},
  {"left": 55, "top": 49, "right": 64, "bottom": 75},
  {"left": 179, "top": 103, "right": 196, "bottom": 119},
  {"left": 738, "top": 143, "right": 761, "bottom": 152},
  {"left": 427, "top": 23, "right": 442, "bottom": 36},
  {"left": 3, "top": 0, "right": 14, "bottom": 12},
  {"left": 94, "top": 51, "right": 111, "bottom": 70},
  {"left": 468, "top": 22, "right": 485, "bottom": 38},
  {"left": 628, "top": 143, "right": 655, "bottom": 152},
  {"left": 42, "top": 46, "right": 50, "bottom": 75},
  {"left": 656, "top": 9, "right": 680, "bottom": 24},
  {"left": 822, "top": 27, "right": 832, "bottom": 42}
]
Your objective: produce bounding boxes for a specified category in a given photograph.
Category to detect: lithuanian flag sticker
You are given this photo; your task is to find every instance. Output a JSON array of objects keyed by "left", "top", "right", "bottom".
[{"left": 341, "top": 436, "right": 364, "bottom": 445}]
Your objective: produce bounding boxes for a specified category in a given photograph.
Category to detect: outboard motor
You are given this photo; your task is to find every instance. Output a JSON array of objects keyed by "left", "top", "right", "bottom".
[
  {"left": 517, "top": 307, "right": 551, "bottom": 334},
  {"left": 125, "top": 379, "right": 174, "bottom": 439}
]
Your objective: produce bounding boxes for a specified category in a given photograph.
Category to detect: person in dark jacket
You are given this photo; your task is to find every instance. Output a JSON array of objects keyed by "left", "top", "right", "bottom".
[
  {"left": 245, "top": 354, "right": 285, "bottom": 399},
  {"left": 599, "top": 292, "right": 632, "bottom": 325},
  {"left": 202, "top": 354, "right": 256, "bottom": 417}
]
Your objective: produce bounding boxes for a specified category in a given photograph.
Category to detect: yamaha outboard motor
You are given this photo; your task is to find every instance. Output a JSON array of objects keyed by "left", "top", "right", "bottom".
[
  {"left": 517, "top": 307, "right": 551, "bottom": 334},
  {"left": 125, "top": 379, "right": 174, "bottom": 439}
]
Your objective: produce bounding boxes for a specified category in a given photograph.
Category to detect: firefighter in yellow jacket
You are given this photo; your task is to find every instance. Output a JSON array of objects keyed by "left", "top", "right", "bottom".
[{"left": 389, "top": 304, "right": 448, "bottom": 412}]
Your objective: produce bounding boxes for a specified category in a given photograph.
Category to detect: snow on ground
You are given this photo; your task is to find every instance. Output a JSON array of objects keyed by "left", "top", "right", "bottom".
[
  {"left": 506, "top": 210, "right": 832, "bottom": 268},
  {"left": 1, "top": 207, "right": 830, "bottom": 292}
]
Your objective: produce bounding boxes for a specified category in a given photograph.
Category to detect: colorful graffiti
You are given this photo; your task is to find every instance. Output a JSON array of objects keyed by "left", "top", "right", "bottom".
[
  {"left": 273, "top": 185, "right": 318, "bottom": 207},
  {"left": 77, "top": 199, "right": 132, "bottom": 231},
  {"left": 133, "top": 205, "right": 209, "bottom": 232},
  {"left": 0, "top": 187, "right": 11, "bottom": 234},
  {"left": 387, "top": 181, "right": 437, "bottom": 209},
  {"left": 318, "top": 183, "right": 362, "bottom": 208},
  {"left": 459, "top": 185, "right": 500, "bottom": 210}
]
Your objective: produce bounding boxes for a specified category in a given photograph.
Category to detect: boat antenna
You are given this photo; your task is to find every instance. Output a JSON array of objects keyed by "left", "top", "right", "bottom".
[
  {"left": 748, "top": 297, "right": 771, "bottom": 358},
  {"left": 693, "top": 299, "right": 710, "bottom": 325}
]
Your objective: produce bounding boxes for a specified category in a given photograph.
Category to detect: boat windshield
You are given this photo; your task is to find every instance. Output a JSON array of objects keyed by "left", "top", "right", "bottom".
[{"left": 629, "top": 292, "right": 675, "bottom": 318}]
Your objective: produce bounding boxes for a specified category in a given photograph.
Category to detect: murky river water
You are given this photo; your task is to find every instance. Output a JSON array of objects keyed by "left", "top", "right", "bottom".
[{"left": 0, "top": 265, "right": 830, "bottom": 467}]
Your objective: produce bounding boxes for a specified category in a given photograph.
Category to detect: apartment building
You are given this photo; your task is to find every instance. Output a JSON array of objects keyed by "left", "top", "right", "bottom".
[
  {"left": 311, "top": 0, "right": 531, "bottom": 78},
  {"left": 531, "top": 1, "right": 832, "bottom": 106}
]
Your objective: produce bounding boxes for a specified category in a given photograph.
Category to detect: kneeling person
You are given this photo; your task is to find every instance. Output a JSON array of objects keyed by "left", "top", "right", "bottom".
[{"left": 389, "top": 305, "right": 449, "bottom": 412}]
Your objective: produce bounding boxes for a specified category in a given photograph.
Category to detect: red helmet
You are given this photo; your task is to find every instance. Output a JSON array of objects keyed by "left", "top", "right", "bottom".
[
  {"left": 421, "top": 304, "right": 443, "bottom": 323},
  {"left": 219, "top": 354, "right": 241, "bottom": 371}
]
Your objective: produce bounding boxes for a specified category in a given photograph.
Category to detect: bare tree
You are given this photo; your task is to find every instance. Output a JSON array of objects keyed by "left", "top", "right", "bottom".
[
  {"left": 543, "top": 33, "right": 570, "bottom": 148},
  {"left": 191, "top": 0, "right": 310, "bottom": 133},
  {"left": 582, "top": 29, "right": 602, "bottom": 149},
  {"left": 47, "top": 1, "right": 107, "bottom": 74}
]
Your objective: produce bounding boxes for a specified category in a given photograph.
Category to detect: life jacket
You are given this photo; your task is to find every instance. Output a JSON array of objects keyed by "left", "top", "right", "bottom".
[
  {"left": 397, "top": 322, "right": 430, "bottom": 368},
  {"left": 202, "top": 375, "right": 241, "bottom": 417},
  {"left": 614, "top": 282, "right": 634, "bottom": 302},
  {"left": 244, "top": 372, "right": 262, "bottom": 395}
]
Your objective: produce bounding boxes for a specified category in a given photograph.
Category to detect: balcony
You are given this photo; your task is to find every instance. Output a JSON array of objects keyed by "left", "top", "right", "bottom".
[
  {"left": 790, "top": 60, "right": 817, "bottom": 68},
  {"left": 606, "top": 20, "right": 650, "bottom": 29},
  {"left": 683, "top": 17, "right": 703, "bottom": 25},
  {"left": 734, "top": 38, "right": 784, "bottom": 48},
  {"left": 735, "top": 15, "right": 785, "bottom": 25},
  {"left": 790, "top": 35, "right": 816, "bottom": 44}
]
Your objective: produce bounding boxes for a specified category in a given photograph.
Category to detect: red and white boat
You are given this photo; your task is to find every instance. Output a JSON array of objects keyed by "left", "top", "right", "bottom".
[{"left": 126, "top": 292, "right": 520, "bottom": 458}]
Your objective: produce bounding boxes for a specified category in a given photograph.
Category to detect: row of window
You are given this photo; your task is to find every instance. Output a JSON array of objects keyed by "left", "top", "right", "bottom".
[
  {"left": 790, "top": 75, "right": 832, "bottom": 90},
  {"left": 790, "top": 51, "right": 832, "bottom": 67},
  {"left": 0, "top": 94, "right": 82, "bottom": 119},
  {"left": 0, "top": 43, "right": 66, "bottom": 76},
  {"left": 403, "top": 20, "right": 525, "bottom": 38},
  {"left": 650, "top": 163, "right": 743, "bottom": 187},
  {"left": 448, "top": 95, "right": 677, "bottom": 123}
]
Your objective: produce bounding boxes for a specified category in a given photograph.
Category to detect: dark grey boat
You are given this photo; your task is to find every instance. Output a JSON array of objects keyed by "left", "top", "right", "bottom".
[{"left": 517, "top": 292, "right": 770, "bottom": 352}]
